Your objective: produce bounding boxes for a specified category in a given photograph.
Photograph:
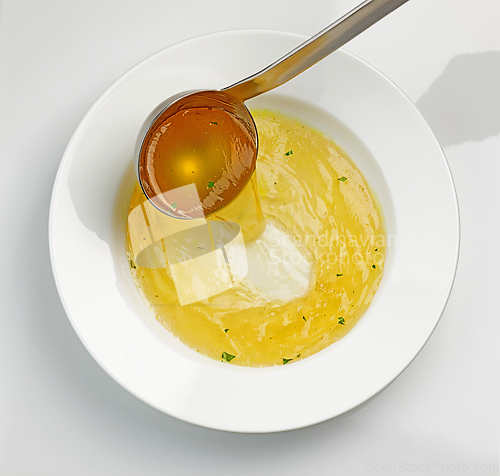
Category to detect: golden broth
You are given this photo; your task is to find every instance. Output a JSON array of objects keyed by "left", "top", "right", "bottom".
[
  {"left": 138, "top": 105, "right": 256, "bottom": 218},
  {"left": 126, "top": 110, "right": 386, "bottom": 366}
]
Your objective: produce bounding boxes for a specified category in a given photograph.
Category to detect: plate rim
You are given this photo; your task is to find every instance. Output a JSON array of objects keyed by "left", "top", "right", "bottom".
[{"left": 49, "top": 28, "right": 460, "bottom": 433}]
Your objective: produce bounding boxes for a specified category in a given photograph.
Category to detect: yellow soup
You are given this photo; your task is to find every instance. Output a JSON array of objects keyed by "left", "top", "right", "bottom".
[{"left": 126, "top": 110, "right": 386, "bottom": 366}]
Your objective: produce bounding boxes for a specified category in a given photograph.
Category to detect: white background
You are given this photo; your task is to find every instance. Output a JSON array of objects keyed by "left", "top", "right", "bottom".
[{"left": 0, "top": 0, "right": 498, "bottom": 474}]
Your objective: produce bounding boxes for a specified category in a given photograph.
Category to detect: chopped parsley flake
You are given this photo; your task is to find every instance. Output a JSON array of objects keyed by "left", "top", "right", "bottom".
[
  {"left": 224, "top": 328, "right": 229, "bottom": 333},
  {"left": 338, "top": 176, "right": 347, "bottom": 182},
  {"left": 375, "top": 248, "right": 378, "bottom": 251},
  {"left": 372, "top": 264, "right": 376, "bottom": 269},
  {"left": 303, "top": 316, "right": 306, "bottom": 321},
  {"left": 283, "top": 358, "right": 293, "bottom": 364},
  {"left": 210, "top": 121, "right": 217, "bottom": 125},
  {"left": 171, "top": 202, "right": 177, "bottom": 210},
  {"left": 221, "top": 351, "right": 235, "bottom": 362},
  {"left": 337, "top": 273, "right": 343, "bottom": 277},
  {"left": 207, "top": 181, "right": 214, "bottom": 188},
  {"left": 338, "top": 317, "right": 345, "bottom": 325},
  {"left": 285, "top": 149, "right": 293, "bottom": 156},
  {"left": 297, "top": 353, "right": 301, "bottom": 358}
]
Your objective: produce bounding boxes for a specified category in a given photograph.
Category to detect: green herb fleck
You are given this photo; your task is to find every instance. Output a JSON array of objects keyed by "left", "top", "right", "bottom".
[
  {"left": 337, "top": 273, "right": 343, "bottom": 277},
  {"left": 129, "top": 260, "right": 137, "bottom": 269},
  {"left": 283, "top": 358, "right": 293, "bottom": 364},
  {"left": 221, "top": 351, "right": 235, "bottom": 362},
  {"left": 224, "top": 328, "right": 229, "bottom": 333},
  {"left": 338, "top": 317, "right": 345, "bottom": 325},
  {"left": 171, "top": 202, "right": 177, "bottom": 210},
  {"left": 210, "top": 121, "right": 217, "bottom": 125},
  {"left": 338, "top": 176, "right": 347, "bottom": 182},
  {"left": 284, "top": 149, "right": 293, "bottom": 156},
  {"left": 207, "top": 181, "right": 215, "bottom": 188},
  {"left": 375, "top": 248, "right": 378, "bottom": 251},
  {"left": 297, "top": 353, "right": 301, "bottom": 358},
  {"left": 303, "top": 316, "right": 306, "bottom": 321},
  {"left": 372, "top": 264, "right": 376, "bottom": 269}
]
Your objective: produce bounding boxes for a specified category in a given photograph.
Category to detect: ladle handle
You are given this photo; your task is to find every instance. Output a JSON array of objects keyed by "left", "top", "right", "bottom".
[{"left": 223, "top": 0, "right": 410, "bottom": 101}]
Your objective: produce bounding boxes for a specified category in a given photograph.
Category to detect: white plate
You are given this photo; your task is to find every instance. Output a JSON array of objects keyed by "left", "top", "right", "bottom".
[{"left": 49, "top": 30, "right": 459, "bottom": 432}]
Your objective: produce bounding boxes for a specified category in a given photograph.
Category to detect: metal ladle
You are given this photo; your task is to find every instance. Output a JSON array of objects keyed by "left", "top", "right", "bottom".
[{"left": 136, "top": 0, "right": 410, "bottom": 216}]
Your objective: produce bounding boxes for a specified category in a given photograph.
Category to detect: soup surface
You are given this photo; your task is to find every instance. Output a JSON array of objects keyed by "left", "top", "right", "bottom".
[{"left": 127, "top": 110, "right": 386, "bottom": 366}]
